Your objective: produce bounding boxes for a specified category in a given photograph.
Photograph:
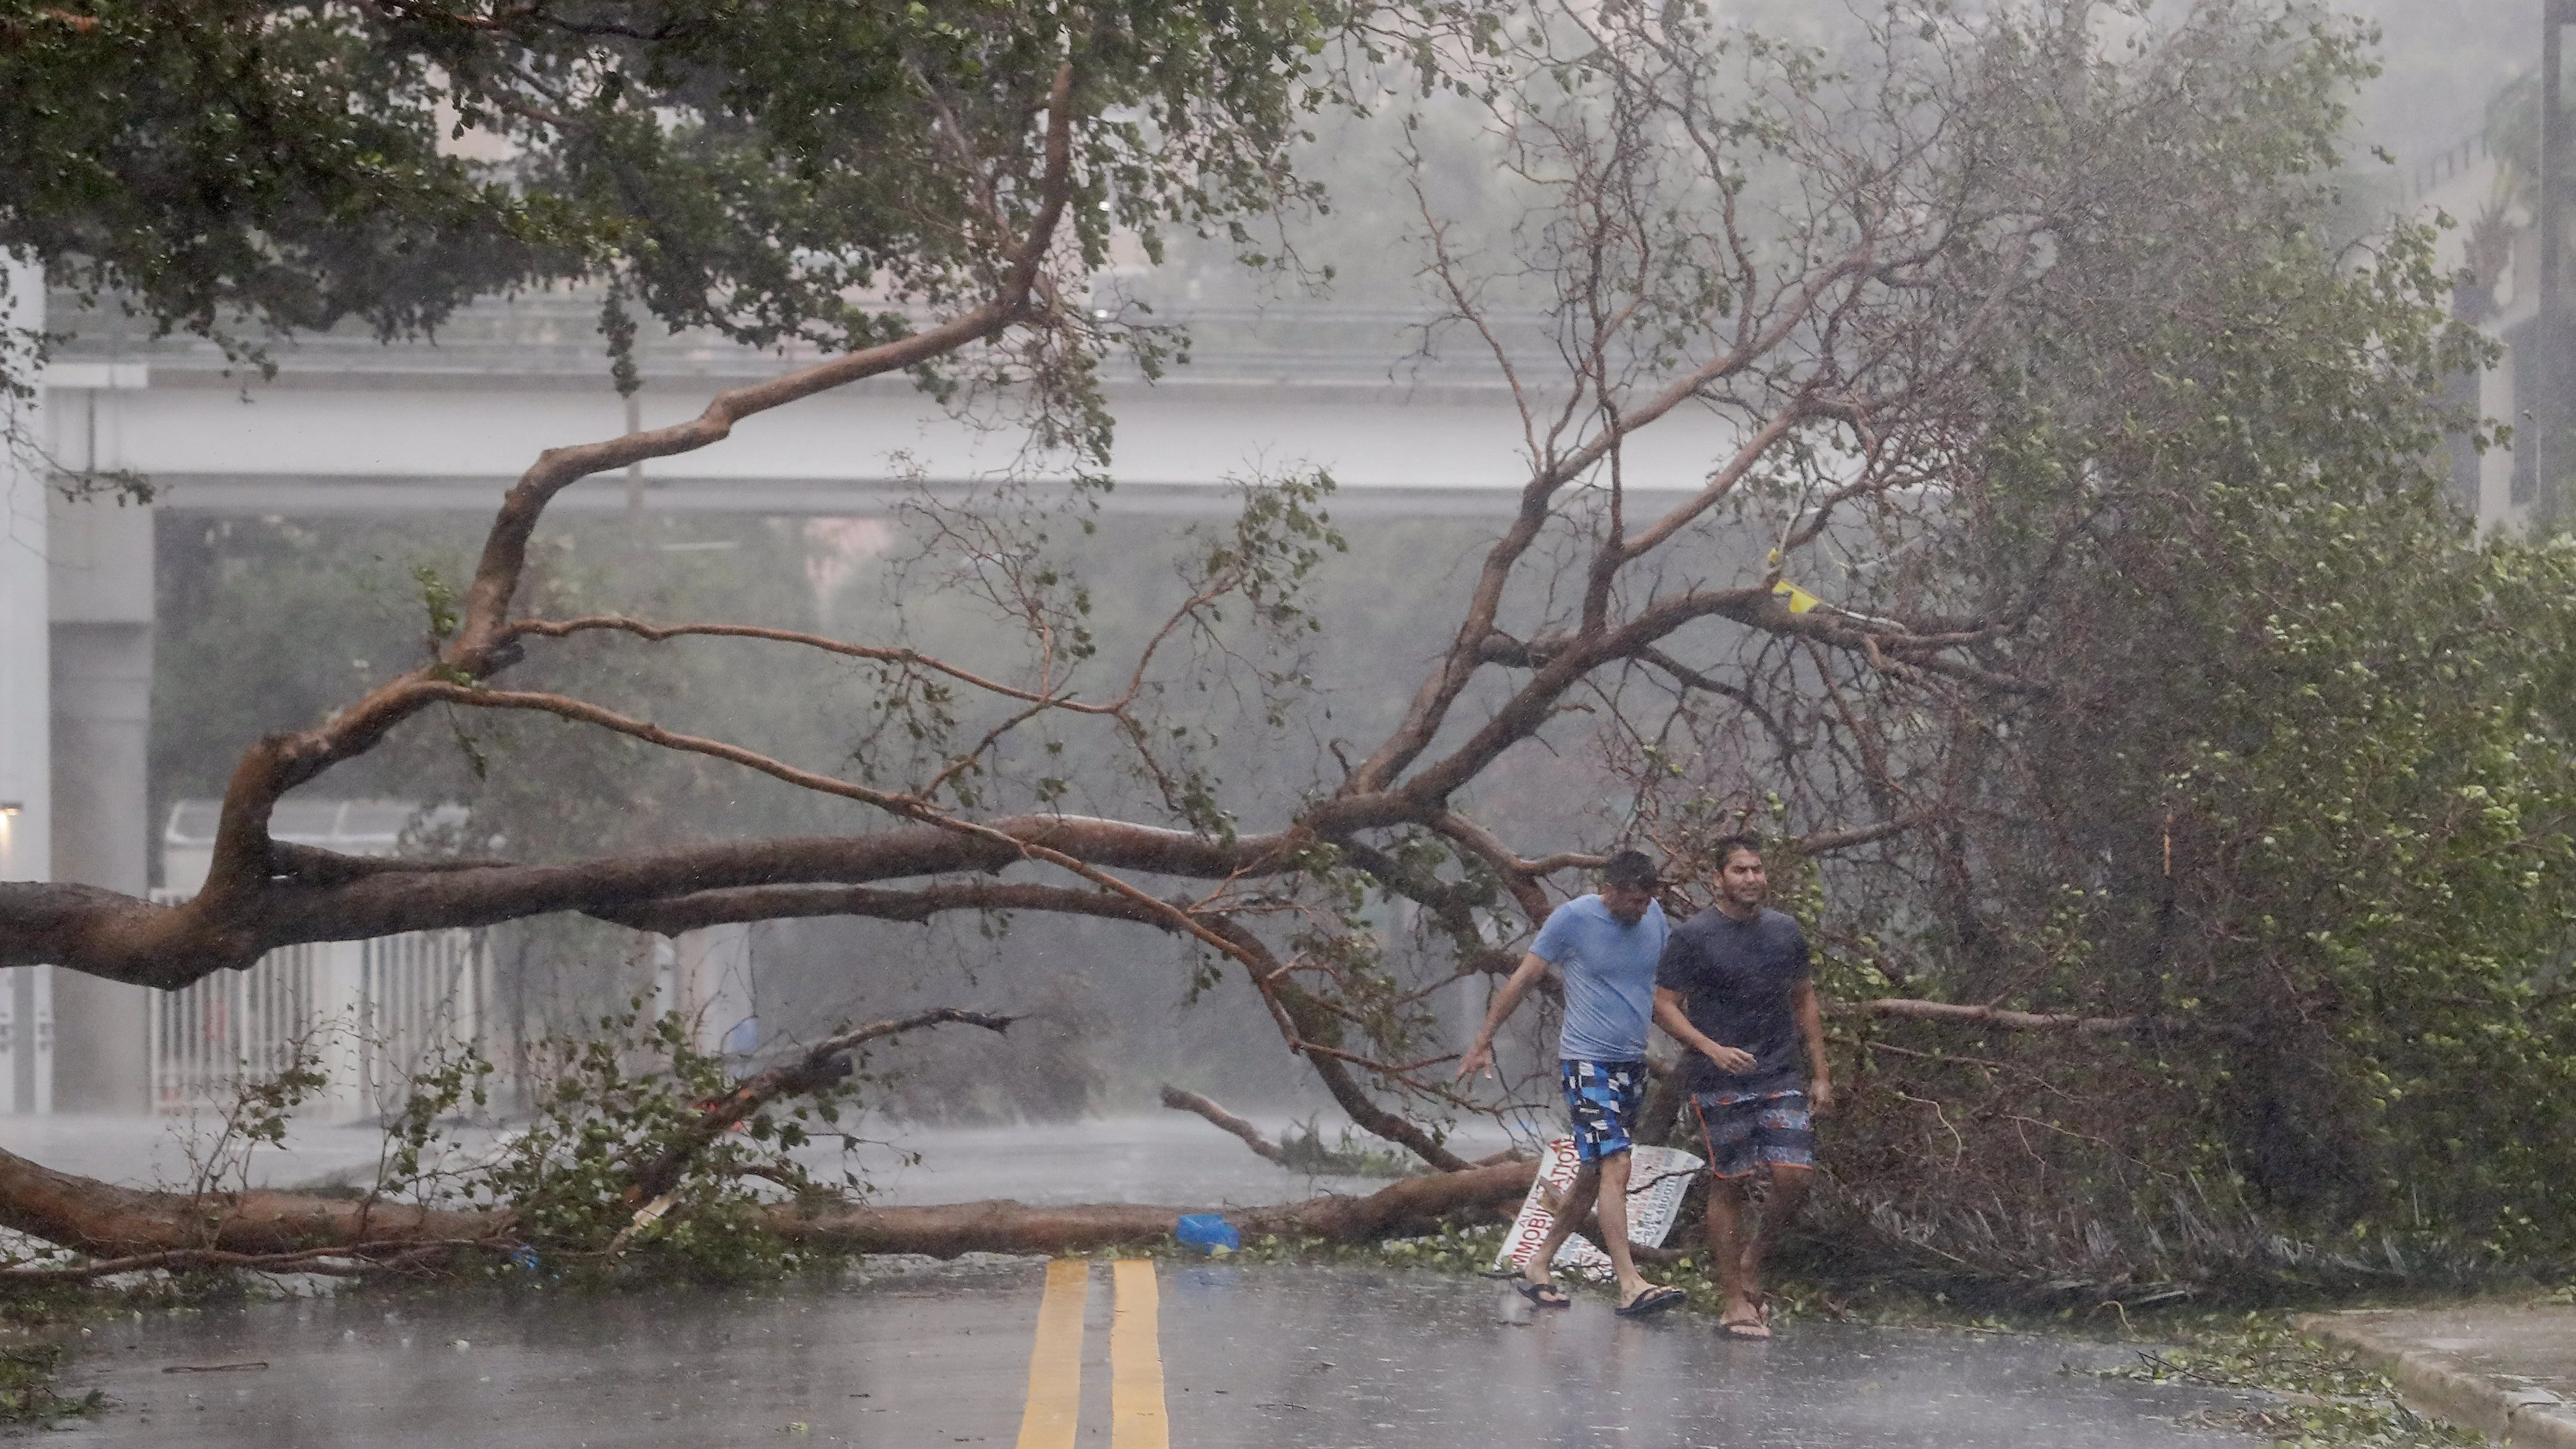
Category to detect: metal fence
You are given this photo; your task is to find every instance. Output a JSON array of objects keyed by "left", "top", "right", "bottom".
[
  {"left": 145, "top": 893, "right": 487, "bottom": 1122},
  {"left": 356, "top": 927, "right": 490, "bottom": 1110}
]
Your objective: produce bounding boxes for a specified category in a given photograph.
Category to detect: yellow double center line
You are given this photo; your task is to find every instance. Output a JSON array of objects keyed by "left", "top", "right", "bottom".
[
  {"left": 1016, "top": 1258, "right": 1169, "bottom": 1449},
  {"left": 1016, "top": 1260, "right": 1090, "bottom": 1448}
]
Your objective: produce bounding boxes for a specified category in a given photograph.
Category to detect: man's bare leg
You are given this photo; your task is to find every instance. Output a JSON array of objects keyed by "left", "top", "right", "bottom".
[
  {"left": 1592, "top": 1149, "right": 1660, "bottom": 1307},
  {"left": 1524, "top": 1159, "right": 1601, "bottom": 1286},
  {"left": 1705, "top": 1174, "right": 1764, "bottom": 1334},
  {"left": 1733, "top": 1165, "right": 1810, "bottom": 1319}
]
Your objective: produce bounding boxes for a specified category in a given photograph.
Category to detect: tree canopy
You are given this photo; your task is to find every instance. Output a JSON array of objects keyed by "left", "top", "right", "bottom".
[{"left": 2, "top": 0, "right": 1394, "bottom": 407}]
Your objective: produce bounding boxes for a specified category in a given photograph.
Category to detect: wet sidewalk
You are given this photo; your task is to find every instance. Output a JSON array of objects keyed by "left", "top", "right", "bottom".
[{"left": 2302, "top": 1304, "right": 2576, "bottom": 1448}]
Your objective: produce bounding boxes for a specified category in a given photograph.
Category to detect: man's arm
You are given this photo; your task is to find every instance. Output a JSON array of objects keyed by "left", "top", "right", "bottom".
[
  {"left": 1456, "top": 951, "right": 1553, "bottom": 1082},
  {"left": 1654, "top": 987, "right": 1755, "bottom": 1075},
  {"left": 1791, "top": 978, "right": 1833, "bottom": 1115}
]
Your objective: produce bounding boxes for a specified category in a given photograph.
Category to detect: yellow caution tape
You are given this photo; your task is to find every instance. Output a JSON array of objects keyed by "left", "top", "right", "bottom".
[{"left": 1772, "top": 579, "right": 1822, "bottom": 614}]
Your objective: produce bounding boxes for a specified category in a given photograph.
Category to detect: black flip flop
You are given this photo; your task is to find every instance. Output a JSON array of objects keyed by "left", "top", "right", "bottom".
[
  {"left": 1615, "top": 1285, "right": 1686, "bottom": 1318},
  {"left": 1514, "top": 1279, "right": 1571, "bottom": 1308}
]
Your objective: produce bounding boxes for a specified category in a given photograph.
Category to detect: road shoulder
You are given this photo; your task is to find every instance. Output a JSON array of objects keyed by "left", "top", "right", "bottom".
[{"left": 2298, "top": 1305, "right": 2576, "bottom": 1448}]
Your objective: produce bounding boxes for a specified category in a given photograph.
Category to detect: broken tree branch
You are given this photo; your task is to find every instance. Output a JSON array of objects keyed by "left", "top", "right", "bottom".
[
  {"left": 1842, "top": 999, "right": 2209, "bottom": 1036},
  {"left": 629, "top": 1008, "right": 1017, "bottom": 1203},
  {"left": 0, "top": 1149, "right": 1539, "bottom": 1277},
  {"left": 0, "top": 1143, "right": 502, "bottom": 1263},
  {"left": 1157, "top": 1083, "right": 1290, "bottom": 1166}
]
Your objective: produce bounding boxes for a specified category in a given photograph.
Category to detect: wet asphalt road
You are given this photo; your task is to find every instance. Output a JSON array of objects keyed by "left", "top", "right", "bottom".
[{"left": 54, "top": 1260, "right": 2265, "bottom": 1447}]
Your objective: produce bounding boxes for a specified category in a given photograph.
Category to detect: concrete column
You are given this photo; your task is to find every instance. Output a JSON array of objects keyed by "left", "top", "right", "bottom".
[
  {"left": 48, "top": 484, "right": 154, "bottom": 1112},
  {"left": 0, "top": 256, "right": 54, "bottom": 1114}
]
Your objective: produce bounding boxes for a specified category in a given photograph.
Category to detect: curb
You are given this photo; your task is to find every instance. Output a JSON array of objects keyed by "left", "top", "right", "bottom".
[{"left": 2297, "top": 1313, "right": 2576, "bottom": 1449}]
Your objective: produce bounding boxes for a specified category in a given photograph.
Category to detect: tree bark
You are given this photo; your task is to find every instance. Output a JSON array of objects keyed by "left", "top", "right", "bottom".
[
  {"left": 1157, "top": 1083, "right": 1291, "bottom": 1166},
  {"left": 1842, "top": 998, "right": 2209, "bottom": 1035},
  {"left": 777, "top": 1158, "right": 1539, "bottom": 1258},
  {"left": 0, "top": 1145, "right": 503, "bottom": 1263},
  {"left": 0, "top": 1147, "right": 1536, "bottom": 1274}
]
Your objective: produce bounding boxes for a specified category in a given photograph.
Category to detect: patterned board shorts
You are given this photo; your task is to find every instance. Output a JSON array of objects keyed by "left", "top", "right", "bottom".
[
  {"left": 1559, "top": 1059, "right": 1647, "bottom": 1164},
  {"left": 1691, "top": 1090, "right": 1816, "bottom": 1179}
]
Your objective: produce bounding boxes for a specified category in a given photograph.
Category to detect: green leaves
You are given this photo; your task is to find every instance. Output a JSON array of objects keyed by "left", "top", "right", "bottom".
[
  {"left": 447, "top": 1000, "right": 861, "bottom": 1280},
  {"left": 3, "top": 0, "right": 573, "bottom": 368},
  {"left": 6, "top": 0, "right": 1385, "bottom": 415},
  {"left": 1953, "top": 94, "right": 2576, "bottom": 1248},
  {"left": 413, "top": 564, "right": 460, "bottom": 645},
  {"left": 1616, "top": 0, "right": 2576, "bottom": 1274}
]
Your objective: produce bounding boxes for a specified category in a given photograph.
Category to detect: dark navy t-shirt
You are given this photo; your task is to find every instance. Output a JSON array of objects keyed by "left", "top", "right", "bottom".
[{"left": 1655, "top": 906, "right": 1812, "bottom": 1098}]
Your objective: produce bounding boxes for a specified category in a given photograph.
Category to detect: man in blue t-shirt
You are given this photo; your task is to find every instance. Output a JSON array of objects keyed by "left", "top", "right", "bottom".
[
  {"left": 1456, "top": 850, "right": 1685, "bottom": 1318},
  {"left": 1653, "top": 833, "right": 1834, "bottom": 1340}
]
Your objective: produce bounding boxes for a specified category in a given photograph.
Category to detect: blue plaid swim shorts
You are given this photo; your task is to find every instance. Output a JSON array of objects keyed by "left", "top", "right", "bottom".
[
  {"left": 1690, "top": 1090, "right": 1815, "bottom": 1179},
  {"left": 1559, "top": 1059, "right": 1647, "bottom": 1164}
]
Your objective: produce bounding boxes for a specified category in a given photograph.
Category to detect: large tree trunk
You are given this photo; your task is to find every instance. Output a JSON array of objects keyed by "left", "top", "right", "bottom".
[
  {"left": 0, "top": 1145, "right": 505, "bottom": 1266},
  {"left": 0, "top": 1147, "right": 1536, "bottom": 1276},
  {"left": 779, "top": 1159, "right": 1539, "bottom": 1258}
]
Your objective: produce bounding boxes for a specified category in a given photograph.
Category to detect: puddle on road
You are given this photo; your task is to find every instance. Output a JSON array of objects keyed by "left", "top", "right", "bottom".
[{"left": 52, "top": 1260, "right": 2267, "bottom": 1448}]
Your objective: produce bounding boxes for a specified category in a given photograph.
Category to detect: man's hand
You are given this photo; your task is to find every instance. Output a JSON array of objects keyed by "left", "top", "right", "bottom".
[
  {"left": 1455, "top": 1041, "right": 1496, "bottom": 1083},
  {"left": 1810, "top": 1077, "right": 1836, "bottom": 1117},
  {"left": 1460, "top": 951, "right": 1550, "bottom": 1085},
  {"left": 1701, "top": 1042, "right": 1757, "bottom": 1075}
]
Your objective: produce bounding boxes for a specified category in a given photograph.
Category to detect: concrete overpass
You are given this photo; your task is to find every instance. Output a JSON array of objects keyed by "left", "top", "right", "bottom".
[{"left": 0, "top": 267, "right": 1733, "bottom": 1111}]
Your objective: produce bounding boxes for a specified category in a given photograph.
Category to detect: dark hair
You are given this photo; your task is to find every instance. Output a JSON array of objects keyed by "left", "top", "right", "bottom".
[
  {"left": 1601, "top": 849, "right": 1660, "bottom": 891},
  {"left": 1709, "top": 833, "right": 1765, "bottom": 870}
]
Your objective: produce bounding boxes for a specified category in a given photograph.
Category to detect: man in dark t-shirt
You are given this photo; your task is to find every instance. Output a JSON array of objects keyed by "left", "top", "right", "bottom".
[{"left": 1653, "top": 834, "right": 1833, "bottom": 1340}]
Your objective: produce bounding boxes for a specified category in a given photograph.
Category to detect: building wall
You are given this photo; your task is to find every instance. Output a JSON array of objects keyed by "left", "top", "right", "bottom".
[{"left": 0, "top": 257, "right": 53, "bottom": 1113}]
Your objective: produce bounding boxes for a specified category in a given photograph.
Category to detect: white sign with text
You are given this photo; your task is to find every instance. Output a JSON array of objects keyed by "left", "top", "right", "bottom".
[{"left": 1491, "top": 1136, "right": 1704, "bottom": 1281}]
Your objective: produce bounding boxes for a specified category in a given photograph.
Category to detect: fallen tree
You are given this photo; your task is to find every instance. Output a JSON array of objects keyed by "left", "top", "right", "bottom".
[
  {"left": 779, "top": 1159, "right": 1541, "bottom": 1259},
  {"left": 0, "top": 1009, "right": 1532, "bottom": 1278},
  {"left": 0, "top": 1, "right": 2212, "bottom": 1121},
  {"left": 7, "top": 0, "right": 2567, "bottom": 1285},
  {"left": 0, "top": 1144, "right": 503, "bottom": 1272},
  {"left": 0, "top": 1146, "right": 1540, "bottom": 1278}
]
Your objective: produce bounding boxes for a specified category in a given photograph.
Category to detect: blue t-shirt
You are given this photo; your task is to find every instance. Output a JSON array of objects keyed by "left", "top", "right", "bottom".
[{"left": 1530, "top": 894, "right": 1669, "bottom": 1063}]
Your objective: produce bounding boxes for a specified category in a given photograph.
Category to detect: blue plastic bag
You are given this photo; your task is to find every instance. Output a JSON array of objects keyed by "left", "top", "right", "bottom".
[{"left": 1174, "top": 1213, "right": 1240, "bottom": 1254}]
